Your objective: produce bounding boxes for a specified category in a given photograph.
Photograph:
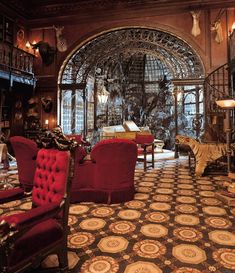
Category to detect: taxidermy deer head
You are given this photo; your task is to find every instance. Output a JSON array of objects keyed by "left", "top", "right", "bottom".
[
  {"left": 31, "top": 41, "right": 56, "bottom": 66},
  {"left": 190, "top": 11, "right": 201, "bottom": 37},
  {"left": 53, "top": 25, "right": 68, "bottom": 52},
  {"left": 211, "top": 20, "right": 223, "bottom": 44}
]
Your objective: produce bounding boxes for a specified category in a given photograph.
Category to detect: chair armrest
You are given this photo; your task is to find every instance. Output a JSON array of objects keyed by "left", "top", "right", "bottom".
[
  {"left": 0, "top": 202, "right": 63, "bottom": 246},
  {"left": 1, "top": 202, "right": 61, "bottom": 231},
  {"left": 0, "top": 188, "right": 25, "bottom": 204}
]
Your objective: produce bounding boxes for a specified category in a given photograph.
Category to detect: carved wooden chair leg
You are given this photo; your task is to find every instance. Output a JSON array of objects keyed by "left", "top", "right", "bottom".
[
  {"left": 151, "top": 143, "right": 154, "bottom": 168},
  {"left": 57, "top": 246, "right": 68, "bottom": 273},
  {"left": 144, "top": 146, "right": 147, "bottom": 171}
]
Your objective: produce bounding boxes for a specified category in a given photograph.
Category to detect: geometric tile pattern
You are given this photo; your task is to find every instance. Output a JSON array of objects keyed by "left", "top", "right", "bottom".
[
  {"left": 124, "top": 261, "right": 162, "bottom": 273},
  {"left": 98, "top": 236, "right": 129, "bottom": 253},
  {"left": 1, "top": 157, "right": 235, "bottom": 273},
  {"left": 172, "top": 244, "right": 207, "bottom": 264}
]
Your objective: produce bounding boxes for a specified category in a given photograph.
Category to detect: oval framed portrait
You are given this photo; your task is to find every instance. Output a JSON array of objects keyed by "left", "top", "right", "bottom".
[{"left": 17, "top": 29, "right": 24, "bottom": 43}]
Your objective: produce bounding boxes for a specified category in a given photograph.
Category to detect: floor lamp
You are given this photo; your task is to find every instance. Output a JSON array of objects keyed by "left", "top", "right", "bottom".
[{"left": 216, "top": 99, "right": 235, "bottom": 174}]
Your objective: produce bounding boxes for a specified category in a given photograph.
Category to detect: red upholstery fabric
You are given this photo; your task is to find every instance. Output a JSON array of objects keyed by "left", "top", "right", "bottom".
[
  {"left": 135, "top": 133, "right": 155, "bottom": 171},
  {"left": 0, "top": 148, "right": 70, "bottom": 273},
  {"left": 74, "top": 145, "right": 87, "bottom": 163},
  {"left": 0, "top": 203, "right": 59, "bottom": 228},
  {"left": 71, "top": 138, "right": 137, "bottom": 203},
  {"left": 135, "top": 133, "right": 154, "bottom": 145},
  {"left": 32, "top": 149, "right": 70, "bottom": 207},
  {"left": 10, "top": 136, "right": 39, "bottom": 190},
  {"left": 0, "top": 187, "right": 25, "bottom": 204},
  {"left": 9, "top": 219, "right": 63, "bottom": 268},
  {"left": 67, "top": 134, "right": 90, "bottom": 146}
]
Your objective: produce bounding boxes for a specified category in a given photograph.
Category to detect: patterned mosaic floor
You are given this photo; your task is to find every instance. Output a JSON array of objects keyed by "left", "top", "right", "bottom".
[{"left": 1, "top": 157, "right": 235, "bottom": 273}]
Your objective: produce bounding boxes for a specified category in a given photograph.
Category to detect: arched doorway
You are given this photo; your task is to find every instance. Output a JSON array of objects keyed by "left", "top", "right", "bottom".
[{"left": 58, "top": 27, "right": 205, "bottom": 147}]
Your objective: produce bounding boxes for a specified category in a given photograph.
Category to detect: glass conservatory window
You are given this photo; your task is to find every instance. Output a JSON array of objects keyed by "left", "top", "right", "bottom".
[
  {"left": 87, "top": 78, "right": 95, "bottom": 131},
  {"left": 59, "top": 28, "right": 205, "bottom": 142},
  {"left": 61, "top": 89, "right": 84, "bottom": 134},
  {"left": 75, "top": 92, "right": 84, "bottom": 133},
  {"left": 61, "top": 90, "right": 72, "bottom": 134}
]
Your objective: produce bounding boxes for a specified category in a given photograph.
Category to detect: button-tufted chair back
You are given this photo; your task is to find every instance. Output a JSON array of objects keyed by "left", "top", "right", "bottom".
[
  {"left": 32, "top": 148, "right": 70, "bottom": 207},
  {"left": 10, "top": 136, "right": 39, "bottom": 191},
  {"left": 0, "top": 148, "right": 71, "bottom": 273}
]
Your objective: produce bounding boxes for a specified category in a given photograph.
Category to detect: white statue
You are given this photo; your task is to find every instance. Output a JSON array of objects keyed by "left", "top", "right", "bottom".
[{"left": 191, "top": 11, "right": 201, "bottom": 37}]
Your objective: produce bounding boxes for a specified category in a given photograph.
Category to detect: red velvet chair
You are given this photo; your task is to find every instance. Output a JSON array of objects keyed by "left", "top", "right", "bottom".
[
  {"left": 135, "top": 133, "right": 155, "bottom": 171},
  {"left": 10, "top": 136, "right": 39, "bottom": 191},
  {"left": 71, "top": 138, "right": 137, "bottom": 204},
  {"left": 0, "top": 148, "right": 71, "bottom": 273}
]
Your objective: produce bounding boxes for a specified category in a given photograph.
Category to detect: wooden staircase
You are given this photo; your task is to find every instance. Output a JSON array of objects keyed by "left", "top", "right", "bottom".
[{"left": 204, "top": 63, "right": 230, "bottom": 142}]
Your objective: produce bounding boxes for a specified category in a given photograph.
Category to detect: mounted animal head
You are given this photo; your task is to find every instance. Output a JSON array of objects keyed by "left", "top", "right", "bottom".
[
  {"left": 211, "top": 20, "right": 223, "bottom": 44},
  {"left": 190, "top": 10, "right": 201, "bottom": 37},
  {"left": 31, "top": 41, "right": 56, "bottom": 66},
  {"left": 53, "top": 25, "right": 68, "bottom": 52}
]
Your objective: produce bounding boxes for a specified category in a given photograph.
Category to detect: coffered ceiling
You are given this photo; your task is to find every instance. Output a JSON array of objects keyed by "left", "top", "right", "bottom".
[{"left": 1, "top": 0, "right": 235, "bottom": 21}]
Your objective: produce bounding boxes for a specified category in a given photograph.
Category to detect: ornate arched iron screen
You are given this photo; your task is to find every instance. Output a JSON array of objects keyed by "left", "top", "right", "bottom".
[{"left": 59, "top": 28, "right": 205, "bottom": 146}]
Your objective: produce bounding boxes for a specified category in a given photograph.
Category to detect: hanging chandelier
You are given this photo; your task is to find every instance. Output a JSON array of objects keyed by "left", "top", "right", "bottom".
[{"left": 98, "top": 85, "right": 109, "bottom": 104}]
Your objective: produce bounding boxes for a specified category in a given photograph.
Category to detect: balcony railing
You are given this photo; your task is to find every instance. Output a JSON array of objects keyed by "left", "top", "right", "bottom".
[{"left": 0, "top": 42, "right": 34, "bottom": 76}]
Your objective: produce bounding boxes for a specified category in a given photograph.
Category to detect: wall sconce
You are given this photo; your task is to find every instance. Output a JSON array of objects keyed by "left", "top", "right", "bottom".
[
  {"left": 45, "top": 119, "right": 49, "bottom": 129},
  {"left": 216, "top": 98, "right": 235, "bottom": 174},
  {"left": 25, "top": 41, "right": 30, "bottom": 52},
  {"left": 31, "top": 40, "right": 40, "bottom": 57},
  {"left": 24, "top": 40, "right": 39, "bottom": 57}
]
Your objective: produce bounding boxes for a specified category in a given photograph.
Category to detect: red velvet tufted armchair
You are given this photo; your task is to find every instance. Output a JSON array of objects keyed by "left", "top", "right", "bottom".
[
  {"left": 0, "top": 148, "right": 71, "bottom": 273},
  {"left": 71, "top": 138, "right": 137, "bottom": 204},
  {"left": 10, "top": 136, "right": 39, "bottom": 191}
]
